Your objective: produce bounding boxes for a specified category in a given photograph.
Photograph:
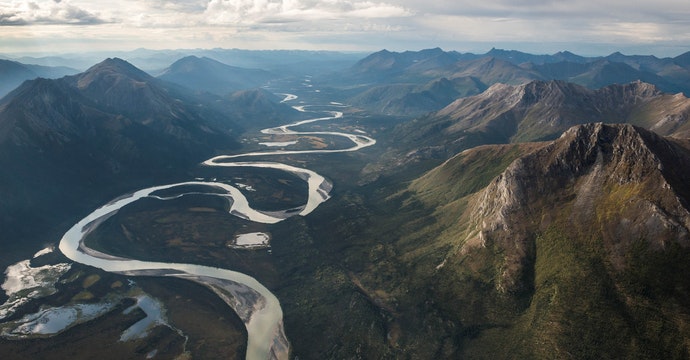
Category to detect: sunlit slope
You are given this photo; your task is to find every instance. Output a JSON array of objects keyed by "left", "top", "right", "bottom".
[{"left": 397, "top": 123, "right": 690, "bottom": 358}]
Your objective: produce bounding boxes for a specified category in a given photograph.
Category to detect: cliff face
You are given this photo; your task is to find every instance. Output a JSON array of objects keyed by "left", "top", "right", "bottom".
[
  {"left": 397, "top": 123, "right": 690, "bottom": 358},
  {"left": 395, "top": 80, "right": 689, "bottom": 155},
  {"left": 460, "top": 123, "right": 690, "bottom": 292},
  {"left": 438, "top": 80, "right": 672, "bottom": 141}
]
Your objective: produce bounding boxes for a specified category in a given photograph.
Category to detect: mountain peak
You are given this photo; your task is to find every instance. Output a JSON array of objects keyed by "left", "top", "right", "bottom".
[
  {"left": 158, "top": 55, "right": 274, "bottom": 95},
  {"left": 416, "top": 47, "right": 445, "bottom": 56},
  {"left": 72, "top": 57, "right": 153, "bottom": 93},
  {"left": 460, "top": 123, "right": 690, "bottom": 292},
  {"left": 83, "top": 57, "right": 151, "bottom": 79},
  {"left": 429, "top": 79, "right": 681, "bottom": 148},
  {"left": 173, "top": 55, "right": 214, "bottom": 65}
]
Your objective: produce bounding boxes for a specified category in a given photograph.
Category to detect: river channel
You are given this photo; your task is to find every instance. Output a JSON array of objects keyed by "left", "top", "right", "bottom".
[{"left": 58, "top": 90, "right": 376, "bottom": 360}]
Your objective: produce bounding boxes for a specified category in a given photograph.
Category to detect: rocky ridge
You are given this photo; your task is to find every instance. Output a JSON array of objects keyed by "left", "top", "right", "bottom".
[
  {"left": 385, "top": 80, "right": 690, "bottom": 173},
  {"left": 379, "top": 122, "right": 690, "bottom": 357},
  {"left": 457, "top": 123, "right": 690, "bottom": 292}
]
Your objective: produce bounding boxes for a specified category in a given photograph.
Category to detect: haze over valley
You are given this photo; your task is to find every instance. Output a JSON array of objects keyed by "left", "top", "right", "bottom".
[{"left": 2, "top": 2, "right": 690, "bottom": 358}]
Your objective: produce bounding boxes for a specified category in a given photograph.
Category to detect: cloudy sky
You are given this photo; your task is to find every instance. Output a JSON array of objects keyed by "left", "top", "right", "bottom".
[{"left": 1, "top": 0, "right": 689, "bottom": 56}]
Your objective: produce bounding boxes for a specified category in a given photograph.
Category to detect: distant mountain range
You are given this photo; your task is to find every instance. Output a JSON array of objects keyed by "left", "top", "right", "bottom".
[
  {"left": 361, "top": 79, "right": 690, "bottom": 181},
  {"left": 3, "top": 48, "right": 367, "bottom": 75},
  {"left": 332, "top": 48, "right": 690, "bottom": 115},
  {"left": 0, "top": 59, "right": 78, "bottom": 99}
]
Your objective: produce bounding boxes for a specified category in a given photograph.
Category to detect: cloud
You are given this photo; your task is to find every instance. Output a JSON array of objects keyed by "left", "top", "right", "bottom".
[
  {"left": 0, "top": 11, "right": 27, "bottom": 25},
  {"left": 0, "top": 0, "right": 109, "bottom": 25},
  {"left": 201, "top": 0, "right": 411, "bottom": 26},
  {"left": 1, "top": 0, "right": 689, "bottom": 56}
]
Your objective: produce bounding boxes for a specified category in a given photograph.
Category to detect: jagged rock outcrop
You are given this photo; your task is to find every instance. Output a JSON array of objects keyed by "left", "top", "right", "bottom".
[
  {"left": 394, "top": 122, "right": 690, "bottom": 357},
  {"left": 386, "top": 80, "right": 690, "bottom": 173},
  {"left": 438, "top": 80, "right": 668, "bottom": 141},
  {"left": 460, "top": 123, "right": 690, "bottom": 292}
]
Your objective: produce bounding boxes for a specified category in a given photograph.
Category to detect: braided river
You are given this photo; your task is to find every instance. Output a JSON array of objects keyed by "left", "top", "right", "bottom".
[{"left": 58, "top": 92, "right": 375, "bottom": 359}]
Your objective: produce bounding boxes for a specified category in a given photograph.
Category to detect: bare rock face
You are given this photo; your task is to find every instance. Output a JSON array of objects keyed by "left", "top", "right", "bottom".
[
  {"left": 426, "top": 80, "right": 689, "bottom": 146},
  {"left": 372, "top": 80, "right": 690, "bottom": 181},
  {"left": 460, "top": 123, "right": 690, "bottom": 292}
]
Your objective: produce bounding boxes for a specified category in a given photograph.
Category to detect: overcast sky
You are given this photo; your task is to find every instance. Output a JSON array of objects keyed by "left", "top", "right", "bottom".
[{"left": 1, "top": 0, "right": 689, "bottom": 56}]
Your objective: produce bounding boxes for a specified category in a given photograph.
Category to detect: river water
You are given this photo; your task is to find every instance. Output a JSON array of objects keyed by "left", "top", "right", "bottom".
[{"left": 58, "top": 90, "right": 375, "bottom": 360}]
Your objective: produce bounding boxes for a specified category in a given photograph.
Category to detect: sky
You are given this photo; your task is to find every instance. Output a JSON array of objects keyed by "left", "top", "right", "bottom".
[{"left": 1, "top": 0, "right": 690, "bottom": 57}]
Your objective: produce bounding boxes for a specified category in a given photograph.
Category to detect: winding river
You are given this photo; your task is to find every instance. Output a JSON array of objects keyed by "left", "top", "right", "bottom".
[{"left": 58, "top": 90, "right": 375, "bottom": 359}]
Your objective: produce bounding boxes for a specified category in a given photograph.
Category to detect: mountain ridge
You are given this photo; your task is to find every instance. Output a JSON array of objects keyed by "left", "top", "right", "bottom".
[
  {"left": 459, "top": 123, "right": 690, "bottom": 291},
  {"left": 0, "top": 57, "right": 246, "bottom": 259},
  {"left": 157, "top": 55, "right": 276, "bottom": 95},
  {"left": 335, "top": 48, "right": 690, "bottom": 115},
  {"left": 380, "top": 123, "right": 690, "bottom": 358},
  {"left": 395, "top": 80, "right": 690, "bottom": 156},
  {"left": 0, "top": 59, "right": 78, "bottom": 99}
]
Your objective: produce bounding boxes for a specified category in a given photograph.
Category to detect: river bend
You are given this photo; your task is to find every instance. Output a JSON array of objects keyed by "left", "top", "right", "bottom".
[{"left": 59, "top": 92, "right": 374, "bottom": 359}]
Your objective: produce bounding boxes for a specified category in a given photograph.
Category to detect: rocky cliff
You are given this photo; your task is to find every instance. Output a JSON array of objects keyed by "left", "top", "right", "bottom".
[
  {"left": 386, "top": 80, "right": 690, "bottom": 171},
  {"left": 393, "top": 123, "right": 690, "bottom": 358},
  {"left": 459, "top": 123, "right": 690, "bottom": 292}
]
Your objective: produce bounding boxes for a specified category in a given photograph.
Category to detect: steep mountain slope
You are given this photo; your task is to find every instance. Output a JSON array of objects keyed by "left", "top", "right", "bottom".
[
  {"left": 373, "top": 123, "right": 690, "bottom": 358},
  {"left": 219, "top": 88, "right": 303, "bottom": 130},
  {"left": 431, "top": 56, "right": 543, "bottom": 85},
  {"left": 394, "top": 80, "right": 690, "bottom": 159},
  {"left": 524, "top": 59, "right": 680, "bottom": 93},
  {"left": 0, "top": 58, "right": 241, "bottom": 259},
  {"left": 62, "top": 58, "right": 239, "bottom": 148},
  {"left": 675, "top": 51, "right": 690, "bottom": 69},
  {"left": 157, "top": 56, "right": 275, "bottom": 95},
  {"left": 346, "top": 48, "right": 465, "bottom": 81},
  {"left": 0, "top": 59, "right": 77, "bottom": 99},
  {"left": 0, "top": 60, "right": 36, "bottom": 98},
  {"left": 349, "top": 77, "right": 485, "bottom": 115}
]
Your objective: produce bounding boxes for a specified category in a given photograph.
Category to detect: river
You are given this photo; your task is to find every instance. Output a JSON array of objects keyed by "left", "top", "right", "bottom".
[{"left": 58, "top": 90, "right": 375, "bottom": 360}]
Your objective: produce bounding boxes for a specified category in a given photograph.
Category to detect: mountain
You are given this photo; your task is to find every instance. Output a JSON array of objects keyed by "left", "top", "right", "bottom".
[
  {"left": 63, "top": 57, "right": 241, "bottom": 142},
  {"left": 523, "top": 59, "right": 680, "bottom": 92},
  {"left": 302, "top": 122, "right": 690, "bottom": 358},
  {"left": 343, "top": 48, "right": 471, "bottom": 83},
  {"left": 0, "top": 59, "right": 78, "bottom": 99},
  {"left": 348, "top": 77, "right": 485, "bottom": 115},
  {"left": 0, "top": 60, "right": 35, "bottom": 98},
  {"left": 394, "top": 123, "right": 690, "bottom": 358},
  {"left": 551, "top": 50, "right": 590, "bottom": 63},
  {"left": 485, "top": 47, "right": 559, "bottom": 64},
  {"left": 435, "top": 56, "right": 543, "bottom": 85},
  {"left": 331, "top": 49, "right": 690, "bottom": 112},
  {"left": 342, "top": 53, "right": 538, "bottom": 115},
  {"left": 350, "top": 48, "right": 436, "bottom": 75},
  {"left": 569, "top": 60, "right": 677, "bottom": 91},
  {"left": 392, "top": 80, "right": 690, "bottom": 159},
  {"left": 0, "top": 58, "right": 241, "bottom": 257},
  {"left": 157, "top": 56, "right": 275, "bottom": 95},
  {"left": 675, "top": 51, "right": 690, "bottom": 69},
  {"left": 219, "top": 88, "right": 303, "bottom": 130}
]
